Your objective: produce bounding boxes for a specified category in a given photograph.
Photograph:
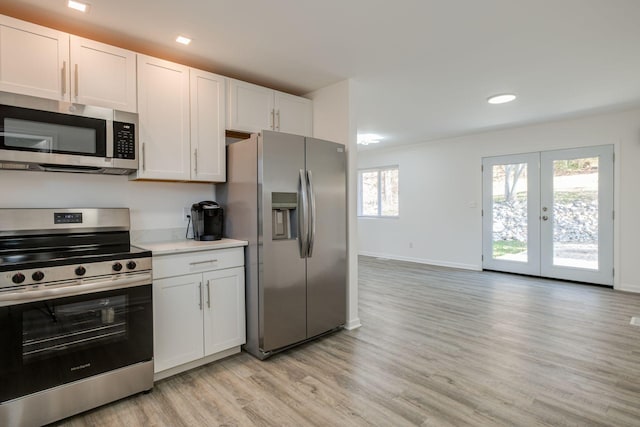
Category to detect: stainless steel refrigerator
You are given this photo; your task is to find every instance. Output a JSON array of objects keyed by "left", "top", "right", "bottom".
[{"left": 218, "top": 130, "right": 346, "bottom": 359}]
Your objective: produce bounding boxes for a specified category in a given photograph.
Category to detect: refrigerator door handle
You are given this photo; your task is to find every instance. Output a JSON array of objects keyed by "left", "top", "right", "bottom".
[
  {"left": 306, "top": 170, "right": 316, "bottom": 257},
  {"left": 298, "top": 169, "right": 309, "bottom": 258}
]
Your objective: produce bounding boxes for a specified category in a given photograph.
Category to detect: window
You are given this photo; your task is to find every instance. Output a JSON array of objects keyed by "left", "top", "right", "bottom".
[{"left": 358, "top": 166, "right": 399, "bottom": 217}]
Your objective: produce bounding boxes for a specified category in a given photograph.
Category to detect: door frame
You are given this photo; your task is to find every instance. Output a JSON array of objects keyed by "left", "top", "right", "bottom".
[{"left": 482, "top": 145, "right": 614, "bottom": 285}]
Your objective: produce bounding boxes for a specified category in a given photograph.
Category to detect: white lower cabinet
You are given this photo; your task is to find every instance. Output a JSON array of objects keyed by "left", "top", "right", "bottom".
[{"left": 152, "top": 248, "right": 245, "bottom": 378}]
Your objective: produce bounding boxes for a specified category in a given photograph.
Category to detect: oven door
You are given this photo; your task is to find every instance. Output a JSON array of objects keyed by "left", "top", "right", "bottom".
[{"left": 0, "top": 276, "right": 152, "bottom": 403}]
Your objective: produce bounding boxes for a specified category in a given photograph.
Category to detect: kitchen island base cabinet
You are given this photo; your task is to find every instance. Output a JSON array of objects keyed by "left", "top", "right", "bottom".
[{"left": 152, "top": 247, "right": 245, "bottom": 380}]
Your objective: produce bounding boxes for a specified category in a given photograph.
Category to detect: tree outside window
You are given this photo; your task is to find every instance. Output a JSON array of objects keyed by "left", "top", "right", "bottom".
[{"left": 358, "top": 167, "right": 399, "bottom": 217}]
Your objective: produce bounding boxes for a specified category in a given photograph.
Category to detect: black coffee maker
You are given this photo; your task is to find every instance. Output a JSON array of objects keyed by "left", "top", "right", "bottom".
[{"left": 191, "top": 201, "right": 223, "bottom": 241}]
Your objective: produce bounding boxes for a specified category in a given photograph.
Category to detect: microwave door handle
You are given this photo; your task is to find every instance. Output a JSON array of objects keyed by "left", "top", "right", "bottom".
[
  {"left": 306, "top": 170, "right": 316, "bottom": 257},
  {"left": 298, "top": 169, "right": 308, "bottom": 258}
]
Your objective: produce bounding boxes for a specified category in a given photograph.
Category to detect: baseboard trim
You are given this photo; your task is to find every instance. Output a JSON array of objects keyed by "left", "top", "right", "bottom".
[
  {"left": 359, "top": 251, "right": 481, "bottom": 271},
  {"left": 616, "top": 283, "right": 640, "bottom": 293},
  {"left": 345, "top": 318, "right": 362, "bottom": 330}
]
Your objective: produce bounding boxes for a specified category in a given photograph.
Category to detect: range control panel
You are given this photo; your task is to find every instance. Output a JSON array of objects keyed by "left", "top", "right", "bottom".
[{"left": 113, "top": 121, "right": 136, "bottom": 160}]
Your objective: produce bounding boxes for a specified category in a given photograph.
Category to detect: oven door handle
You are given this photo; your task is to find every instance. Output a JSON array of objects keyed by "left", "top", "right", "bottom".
[{"left": 0, "top": 272, "right": 152, "bottom": 306}]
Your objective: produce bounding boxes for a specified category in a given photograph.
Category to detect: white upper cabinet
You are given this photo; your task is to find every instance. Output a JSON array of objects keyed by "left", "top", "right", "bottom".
[
  {"left": 136, "top": 54, "right": 191, "bottom": 181},
  {"left": 134, "top": 55, "right": 227, "bottom": 182},
  {"left": 0, "top": 15, "right": 69, "bottom": 101},
  {"left": 190, "top": 69, "right": 226, "bottom": 182},
  {"left": 274, "top": 90, "right": 313, "bottom": 136},
  {"left": 227, "top": 79, "right": 274, "bottom": 133},
  {"left": 227, "top": 78, "right": 313, "bottom": 136},
  {"left": 70, "top": 36, "right": 137, "bottom": 112},
  {"left": 0, "top": 15, "right": 136, "bottom": 112}
]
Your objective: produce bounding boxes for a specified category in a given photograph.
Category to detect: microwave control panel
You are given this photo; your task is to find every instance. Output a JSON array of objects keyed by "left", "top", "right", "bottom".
[{"left": 113, "top": 122, "right": 136, "bottom": 160}]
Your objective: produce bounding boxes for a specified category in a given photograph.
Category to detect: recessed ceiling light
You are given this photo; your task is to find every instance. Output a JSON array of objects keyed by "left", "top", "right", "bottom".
[
  {"left": 176, "top": 36, "right": 192, "bottom": 45},
  {"left": 67, "top": 0, "right": 88, "bottom": 13},
  {"left": 487, "top": 93, "right": 517, "bottom": 104},
  {"left": 357, "top": 134, "right": 383, "bottom": 145}
]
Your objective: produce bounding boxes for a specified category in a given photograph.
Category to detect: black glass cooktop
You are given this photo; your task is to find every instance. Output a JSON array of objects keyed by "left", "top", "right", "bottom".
[{"left": 0, "top": 231, "right": 150, "bottom": 272}]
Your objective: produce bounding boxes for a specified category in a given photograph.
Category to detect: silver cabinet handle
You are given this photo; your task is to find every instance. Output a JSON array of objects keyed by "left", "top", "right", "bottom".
[
  {"left": 142, "top": 142, "right": 146, "bottom": 171},
  {"left": 298, "top": 169, "right": 309, "bottom": 258},
  {"left": 276, "top": 110, "right": 280, "bottom": 131},
  {"left": 74, "top": 63, "right": 79, "bottom": 98},
  {"left": 194, "top": 148, "right": 198, "bottom": 175},
  {"left": 198, "top": 282, "right": 203, "bottom": 310},
  {"left": 189, "top": 259, "right": 218, "bottom": 266},
  {"left": 271, "top": 109, "right": 275, "bottom": 130},
  {"left": 206, "top": 280, "right": 211, "bottom": 308},
  {"left": 61, "top": 61, "right": 67, "bottom": 96},
  {"left": 306, "top": 170, "right": 316, "bottom": 257},
  {"left": 542, "top": 215, "right": 549, "bottom": 221}
]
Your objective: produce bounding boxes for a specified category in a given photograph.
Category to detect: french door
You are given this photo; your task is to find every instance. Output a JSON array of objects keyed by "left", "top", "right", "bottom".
[{"left": 482, "top": 145, "right": 614, "bottom": 285}]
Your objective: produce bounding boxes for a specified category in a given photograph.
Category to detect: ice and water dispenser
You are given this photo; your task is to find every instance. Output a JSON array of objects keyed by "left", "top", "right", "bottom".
[{"left": 272, "top": 192, "right": 298, "bottom": 240}]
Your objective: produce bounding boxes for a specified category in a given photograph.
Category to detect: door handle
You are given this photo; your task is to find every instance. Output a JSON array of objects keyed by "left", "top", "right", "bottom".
[
  {"left": 206, "top": 280, "right": 211, "bottom": 308},
  {"left": 276, "top": 110, "right": 281, "bottom": 131},
  {"left": 194, "top": 148, "right": 198, "bottom": 175},
  {"left": 61, "top": 61, "right": 67, "bottom": 96},
  {"left": 298, "top": 169, "right": 308, "bottom": 258},
  {"left": 542, "top": 215, "right": 549, "bottom": 221},
  {"left": 271, "top": 109, "right": 275, "bottom": 130},
  {"left": 198, "top": 282, "right": 203, "bottom": 310},
  {"left": 142, "top": 142, "right": 146, "bottom": 171},
  {"left": 74, "top": 63, "right": 79, "bottom": 98},
  {"left": 306, "top": 170, "right": 316, "bottom": 257}
]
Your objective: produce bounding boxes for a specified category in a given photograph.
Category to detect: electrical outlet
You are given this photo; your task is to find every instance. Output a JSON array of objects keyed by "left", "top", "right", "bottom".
[{"left": 183, "top": 207, "right": 191, "bottom": 221}]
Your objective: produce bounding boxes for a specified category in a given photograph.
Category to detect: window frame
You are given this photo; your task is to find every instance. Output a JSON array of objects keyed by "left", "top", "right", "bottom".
[{"left": 357, "top": 165, "right": 399, "bottom": 218}]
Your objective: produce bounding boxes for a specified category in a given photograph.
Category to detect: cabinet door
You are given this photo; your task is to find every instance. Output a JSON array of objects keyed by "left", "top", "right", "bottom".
[
  {"left": 153, "top": 273, "right": 205, "bottom": 373},
  {"left": 190, "top": 69, "right": 226, "bottom": 182},
  {"left": 136, "top": 55, "right": 190, "bottom": 180},
  {"left": 0, "top": 15, "right": 69, "bottom": 101},
  {"left": 227, "top": 79, "right": 274, "bottom": 133},
  {"left": 70, "top": 36, "right": 137, "bottom": 112},
  {"left": 274, "top": 91, "right": 313, "bottom": 137},
  {"left": 203, "top": 267, "right": 246, "bottom": 356}
]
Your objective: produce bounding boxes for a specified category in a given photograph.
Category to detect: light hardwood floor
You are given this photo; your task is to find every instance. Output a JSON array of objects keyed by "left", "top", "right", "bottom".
[{"left": 57, "top": 256, "right": 640, "bottom": 426}]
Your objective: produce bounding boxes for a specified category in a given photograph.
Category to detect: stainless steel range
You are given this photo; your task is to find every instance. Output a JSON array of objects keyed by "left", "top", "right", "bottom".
[{"left": 0, "top": 208, "right": 153, "bottom": 427}]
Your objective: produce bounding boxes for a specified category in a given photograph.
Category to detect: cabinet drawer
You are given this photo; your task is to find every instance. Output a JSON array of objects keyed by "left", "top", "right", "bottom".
[{"left": 153, "top": 247, "right": 244, "bottom": 279}]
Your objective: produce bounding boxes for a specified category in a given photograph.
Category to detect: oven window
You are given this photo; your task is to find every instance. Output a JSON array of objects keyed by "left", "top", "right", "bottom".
[
  {"left": 3, "top": 118, "right": 98, "bottom": 154},
  {"left": 22, "top": 295, "right": 127, "bottom": 363},
  {"left": 0, "top": 285, "right": 152, "bottom": 404}
]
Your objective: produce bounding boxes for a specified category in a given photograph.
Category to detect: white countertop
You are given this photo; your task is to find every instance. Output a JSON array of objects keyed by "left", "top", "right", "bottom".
[{"left": 134, "top": 238, "right": 248, "bottom": 256}]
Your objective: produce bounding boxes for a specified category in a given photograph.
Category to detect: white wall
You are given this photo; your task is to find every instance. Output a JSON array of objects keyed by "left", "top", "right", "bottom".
[
  {"left": 0, "top": 170, "right": 215, "bottom": 231},
  {"left": 307, "top": 80, "right": 361, "bottom": 330},
  {"left": 358, "top": 107, "right": 640, "bottom": 292}
]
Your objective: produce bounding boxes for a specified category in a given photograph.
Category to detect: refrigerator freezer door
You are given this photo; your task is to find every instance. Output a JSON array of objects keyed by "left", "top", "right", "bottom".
[
  {"left": 260, "top": 131, "right": 307, "bottom": 352},
  {"left": 304, "top": 138, "right": 347, "bottom": 337}
]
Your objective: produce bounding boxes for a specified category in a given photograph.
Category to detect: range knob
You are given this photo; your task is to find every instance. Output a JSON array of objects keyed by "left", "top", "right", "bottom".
[
  {"left": 32, "top": 271, "right": 45, "bottom": 281},
  {"left": 112, "top": 262, "right": 123, "bottom": 272},
  {"left": 12, "top": 273, "right": 25, "bottom": 284},
  {"left": 126, "top": 261, "right": 137, "bottom": 270},
  {"left": 75, "top": 266, "right": 86, "bottom": 276}
]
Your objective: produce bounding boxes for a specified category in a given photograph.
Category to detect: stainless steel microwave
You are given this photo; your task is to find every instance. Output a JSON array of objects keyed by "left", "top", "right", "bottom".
[{"left": 0, "top": 95, "right": 138, "bottom": 175}]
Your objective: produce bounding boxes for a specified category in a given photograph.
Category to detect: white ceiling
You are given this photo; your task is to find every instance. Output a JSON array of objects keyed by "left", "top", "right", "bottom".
[{"left": 2, "top": 0, "right": 640, "bottom": 150}]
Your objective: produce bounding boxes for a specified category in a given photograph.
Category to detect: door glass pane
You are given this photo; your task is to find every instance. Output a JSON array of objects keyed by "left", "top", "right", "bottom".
[
  {"left": 3, "top": 118, "right": 98, "bottom": 154},
  {"left": 380, "top": 169, "right": 399, "bottom": 216},
  {"left": 552, "top": 157, "right": 598, "bottom": 269},
  {"left": 492, "top": 163, "right": 528, "bottom": 262},
  {"left": 361, "top": 171, "right": 379, "bottom": 216}
]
